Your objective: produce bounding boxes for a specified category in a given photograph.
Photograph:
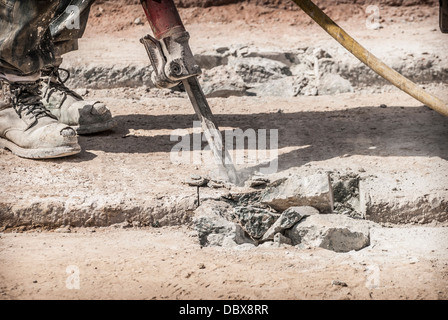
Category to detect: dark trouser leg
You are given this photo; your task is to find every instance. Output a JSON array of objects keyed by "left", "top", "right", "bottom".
[
  {"left": 0, "top": 0, "right": 60, "bottom": 76},
  {"left": 441, "top": 0, "right": 448, "bottom": 33},
  {"left": 49, "top": 0, "right": 95, "bottom": 64},
  {"left": 0, "top": 0, "right": 95, "bottom": 76}
]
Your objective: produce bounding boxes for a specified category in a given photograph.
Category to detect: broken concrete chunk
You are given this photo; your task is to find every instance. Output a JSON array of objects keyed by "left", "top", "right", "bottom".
[
  {"left": 261, "top": 174, "right": 333, "bottom": 213},
  {"left": 229, "top": 57, "right": 292, "bottom": 83},
  {"left": 234, "top": 206, "right": 280, "bottom": 239},
  {"left": 193, "top": 200, "right": 255, "bottom": 247},
  {"left": 331, "top": 173, "right": 362, "bottom": 218},
  {"left": 246, "top": 177, "right": 270, "bottom": 188},
  {"left": 194, "top": 53, "right": 229, "bottom": 70},
  {"left": 285, "top": 214, "right": 379, "bottom": 253},
  {"left": 261, "top": 206, "right": 319, "bottom": 241},
  {"left": 194, "top": 200, "right": 234, "bottom": 222},
  {"left": 318, "top": 73, "right": 354, "bottom": 95},
  {"left": 200, "top": 65, "right": 247, "bottom": 98},
  {"left": 273, "top": 233, "right": 292, "bottom": 246},
  {"left": 247, "top": 75, "right": 316, "bottom": 97}
]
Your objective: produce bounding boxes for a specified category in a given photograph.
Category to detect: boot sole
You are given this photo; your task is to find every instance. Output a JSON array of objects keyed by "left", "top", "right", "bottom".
[
  {"left": 0, "top": 137, "right": 81, "bottom": 159},
  {"left": 75, "top": 119, "right": 117, "bottom": 135}
]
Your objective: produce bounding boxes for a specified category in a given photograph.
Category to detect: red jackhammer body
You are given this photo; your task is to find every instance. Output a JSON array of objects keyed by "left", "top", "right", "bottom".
[{"left": 141, "top": 0, "right": 185, "bottom": 39}]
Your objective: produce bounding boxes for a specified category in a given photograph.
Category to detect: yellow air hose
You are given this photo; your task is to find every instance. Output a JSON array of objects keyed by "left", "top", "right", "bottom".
[{"left": 290, "top": 0, "right": 448, "bottom": 117}]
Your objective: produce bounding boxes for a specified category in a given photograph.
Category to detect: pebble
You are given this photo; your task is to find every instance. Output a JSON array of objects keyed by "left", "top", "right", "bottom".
[
  {"left": 249, "top": 178, "right": 270, "bottom": 188},
  {"left": 134, "top": 17, "right": 143, "bottom": 25},
  {"left": 332, "top": 280, "right": 348, "bottom": 287},
  {"left": 409, "top": 257, "right": 419, "bottom": 264},
  {"left": 54, "top": 226, "right": 71, "bottom": 234},
  {"left": 208, "top": 181, "right": 225, "bottom": 189},
  {"left": 186, "top": 178, "right": 208, "bottom": 187}
]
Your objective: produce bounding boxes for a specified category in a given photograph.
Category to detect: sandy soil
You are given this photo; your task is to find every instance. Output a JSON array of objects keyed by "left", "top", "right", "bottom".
[
  {"left": 1, "top": 226, "right": 447, "bottom": 300},
  {"left": 1, "top": 2, "right": 447, "bottom": 300}
]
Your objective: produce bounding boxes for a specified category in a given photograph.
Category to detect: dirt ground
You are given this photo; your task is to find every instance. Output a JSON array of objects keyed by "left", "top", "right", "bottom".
[
  {"left": 1, "top": 226, "right": 447, "bottom": 300},
  {"left": 1, "top": 2, "right": 448, "bottom": 300}
]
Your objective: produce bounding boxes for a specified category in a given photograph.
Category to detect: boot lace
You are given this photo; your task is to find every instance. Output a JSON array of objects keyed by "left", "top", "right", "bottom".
[
  {"left": 10, "top": 81, "right": 57, "bottom": 130},
  {"left": 42, "top": 67, "right": 82, "bottom": 109}
]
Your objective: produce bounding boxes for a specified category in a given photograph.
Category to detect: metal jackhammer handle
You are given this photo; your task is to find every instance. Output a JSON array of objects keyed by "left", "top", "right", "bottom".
[{"left": 291, "top": 0, "right": 448, "bottom": 118}]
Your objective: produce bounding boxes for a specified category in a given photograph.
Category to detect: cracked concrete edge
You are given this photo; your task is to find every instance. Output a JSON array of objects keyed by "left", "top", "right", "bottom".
[
  {"left": 360, "top": 188, "right": 448, "bottom": 224},
  {"left": 1, "top": 176, "right": 447, "bottom": 229},
  {"left": 1, "top": 190, "right": 447, "bottom": 229},
  {"left": 64, "top": 50, "right": 448, "bottom": 91},
  {"left": 0, "top": 195, "right": 198, "bottom": 230}
]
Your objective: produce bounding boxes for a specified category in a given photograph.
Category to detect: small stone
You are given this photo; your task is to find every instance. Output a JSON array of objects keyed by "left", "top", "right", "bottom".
[
  {"left": 208, "top": 181, "right": 224, "bottom": 189},
  {"left": 54, "top": 226, "right": 71, "bottom": 233},
  {"left": 190, "top": 174, "right": 202, "bottom": 181},
  {"left": 332, "top": 280, "right": 348, "bottom": 287},
  {"left": 33, "top": 280, "right": 38, "bottom": 284},
  {"left": 380, "top": 104, "right": 388, "bottom": 108},
  {"left": 248, "top": 178, "right": 270, "bottom": 188},
  {"left": 134, "top": 17, "right": 143, "bottom": 25},
  {"left": 273, "top": 233, "right": 292, "bottom": 246},
  {"left": 198, "top": 263, "right": 206, "bottom": 269},
  {"left": 409, "top": 257, "right": 419, "bottom": 264},
  {"left": 215, "top": 46, "right": 230, "bottom": 54},
  {"left": 186, "top": 178, "right": 208, "bottom": 187},
  {"left": 132, "top": 221, "right": 141, "bottom": 228}
]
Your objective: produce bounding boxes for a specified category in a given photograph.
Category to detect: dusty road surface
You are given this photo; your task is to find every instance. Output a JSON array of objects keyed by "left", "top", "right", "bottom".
[
  {"left": 1, "top": 226, "right": 447, "bottom": 300},
  {"left": 1, "top": 1, "right": 448, "bottom": 300}
]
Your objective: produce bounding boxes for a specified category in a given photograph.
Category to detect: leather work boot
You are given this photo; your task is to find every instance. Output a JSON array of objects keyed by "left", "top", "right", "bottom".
[
  {"left": 0, "top": 78, "right": 81, "bottom": 159},
  {"left": 40, "top": 67, "right": 116, "bottom": 135}
]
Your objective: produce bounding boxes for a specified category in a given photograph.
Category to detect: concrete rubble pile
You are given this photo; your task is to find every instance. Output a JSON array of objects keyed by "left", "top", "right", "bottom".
[
  {"left": 193, "top": 172, "right": 380, "bottom": 253},
  {"left": 196, "top": 46, "right": 354, "bottom": 98}
]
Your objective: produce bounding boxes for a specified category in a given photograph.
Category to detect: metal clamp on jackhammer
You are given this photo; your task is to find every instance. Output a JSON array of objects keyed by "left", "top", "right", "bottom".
[
  {"left": 140, "top": 32, "right": 202, "bottom": 89},
  {"left": 140, "top": 0, "right": 202, "bottom": 88}
]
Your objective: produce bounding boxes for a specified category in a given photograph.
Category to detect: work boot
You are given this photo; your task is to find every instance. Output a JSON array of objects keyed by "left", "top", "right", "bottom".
[
  {"left": 0, "top": 78, "right": 81, "bottom": 159},
  {"left": 40, "top": 67, "right": 116, "bottom": 135}
]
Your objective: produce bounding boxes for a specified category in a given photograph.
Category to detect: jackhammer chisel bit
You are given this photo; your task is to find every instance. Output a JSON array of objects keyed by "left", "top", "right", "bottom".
[{"left": 139, "top": 0, "right": 239, "bottom": 185}]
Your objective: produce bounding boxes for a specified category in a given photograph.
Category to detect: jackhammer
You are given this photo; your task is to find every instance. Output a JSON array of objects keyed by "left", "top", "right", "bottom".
[{"left": 140, "top": 0, "right": 240, "bottom": 185}]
